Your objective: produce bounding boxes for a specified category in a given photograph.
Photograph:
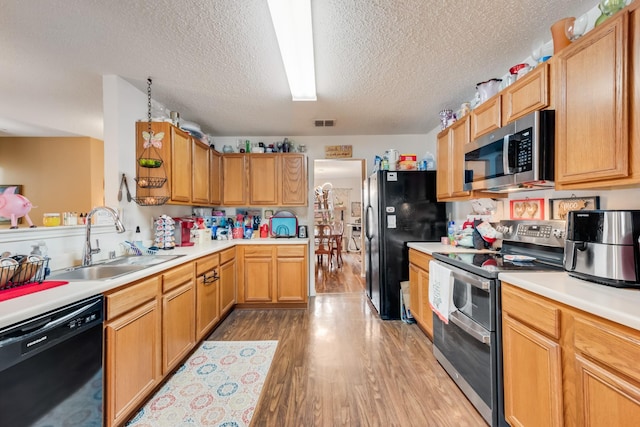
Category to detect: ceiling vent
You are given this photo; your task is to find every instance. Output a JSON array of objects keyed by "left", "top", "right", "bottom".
[{"left": 314, "top": 119, "right": 335, "bottom": 127}]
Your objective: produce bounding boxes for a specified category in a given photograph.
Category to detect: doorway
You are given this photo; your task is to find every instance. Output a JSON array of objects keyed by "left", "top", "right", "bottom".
[{"left": 313, "top": 159, "right": 366, "bottom": 294}]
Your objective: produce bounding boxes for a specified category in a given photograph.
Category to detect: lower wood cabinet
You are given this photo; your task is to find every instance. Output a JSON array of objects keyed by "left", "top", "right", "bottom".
[
  {"left": 237, "top": 244, "right": 308, "bottom": 306},
  {"left": 161, "top": 263, "right": 196, "bottom": 374},
  {"left": 195, "top": 253, "right": 220, "bottom": 341},
  {"left": 104, "top": 276, "right": 161, "bottom": 427},
  {"left": 501, "top": 282, "right": 640, "bottom": 427},
  {"left": 408, "top": 249, "right": 433, "bottom": 339},
  {"left": 219, "top": 247, "right": 237, "bottom": 316}
]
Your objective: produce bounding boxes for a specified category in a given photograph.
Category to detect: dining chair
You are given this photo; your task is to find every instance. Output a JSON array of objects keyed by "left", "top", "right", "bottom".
[
  {"left": 331, "top": 221, "right": 344, "bottom": 268},
  {"left": 314, "top": 224, "right": 333, "bottom": 268}
]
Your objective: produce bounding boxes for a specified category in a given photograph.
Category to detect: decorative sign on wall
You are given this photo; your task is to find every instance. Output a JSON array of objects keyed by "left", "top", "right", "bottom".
[
  {"left": 510, "top": 198, "right": 545, "bottom": 220},
  {"left": 549, "top": 196, "right": 599, "bottom": 220},
  {"left": 325, "top": 145, "right": 353, "bottom": 158}
]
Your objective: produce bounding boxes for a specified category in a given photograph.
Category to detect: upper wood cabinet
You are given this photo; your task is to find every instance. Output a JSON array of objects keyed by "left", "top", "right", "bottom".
[
  {"left": 502, "top": 63, "right": 550, "bottom": 124},
  {"left": 222, "top": 153, "right": 307, "bottom": 207},
  {"left": 191, "top": 139, "right": 210, "bottom": 205},
  {"left": 436, "top": 116, "right": 472, "bottom": 201},
  {"left": 555, "top": 8, "right": 640, "bottom": 189},
  {"left": 222, "top": 154, "right": 248, "bottom": 205},
  {"left": 169, "top": 126, "right": 192, "bottom": 203},
  {"left": 471, "top": 95, "right": 501, "bottom": 140},
  {"left": 209, "top": 149, "right": 222, "bottom": 205}
]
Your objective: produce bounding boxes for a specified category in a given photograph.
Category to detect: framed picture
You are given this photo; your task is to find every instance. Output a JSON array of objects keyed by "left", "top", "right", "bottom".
[
  {"left": 0, "top": 185, "right": 23, "bottom": 224},
  {"left": 510, "top": 198, "right": 545, "bottom": 220},
  {"left": 351, "top": 202, "right": 361, "bottom": 217},
  {"left": 549, "top": 196, "right": 600, "bottom": 220}
]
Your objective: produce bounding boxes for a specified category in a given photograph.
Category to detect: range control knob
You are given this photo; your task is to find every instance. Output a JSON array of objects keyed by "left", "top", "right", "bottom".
[{"left": 553, "top": 228, "right": 565, "bottom": 239}]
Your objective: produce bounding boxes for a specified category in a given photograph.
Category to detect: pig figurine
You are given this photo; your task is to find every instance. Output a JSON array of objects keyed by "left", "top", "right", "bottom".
[{"left": 0, "top": 186, "right": 36, "bottom": 229}]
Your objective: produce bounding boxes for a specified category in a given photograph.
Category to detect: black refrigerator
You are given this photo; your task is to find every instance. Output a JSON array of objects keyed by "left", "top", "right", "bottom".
[{"left": 364, "top": 170, "right": 446, "bottom": 319}]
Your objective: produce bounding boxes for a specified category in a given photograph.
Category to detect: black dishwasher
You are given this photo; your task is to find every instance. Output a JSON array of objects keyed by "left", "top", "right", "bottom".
[{"left": 0, "top": 295, "right": 104, "bottom": 427}]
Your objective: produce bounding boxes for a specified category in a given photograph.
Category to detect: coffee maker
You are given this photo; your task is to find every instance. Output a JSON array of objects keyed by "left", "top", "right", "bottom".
[
  {"left": 173, "top": 217, "right": 195, "bottom": 247},
  {"left": 564, "top": 210, "right": 640, "bottom": 287}
]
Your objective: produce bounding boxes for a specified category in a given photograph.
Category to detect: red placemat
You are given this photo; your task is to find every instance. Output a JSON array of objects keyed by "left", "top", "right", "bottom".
[{"left": 0, "top": 281, "right": 69, "bottom": 302}]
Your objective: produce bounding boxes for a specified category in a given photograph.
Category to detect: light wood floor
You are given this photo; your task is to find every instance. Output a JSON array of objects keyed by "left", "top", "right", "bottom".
[
  {"left": 208, "top": 293, "right": 487, "bottom": 426},
  {"left": 315, "top": 251, "right": 366, "bottom": 294}
]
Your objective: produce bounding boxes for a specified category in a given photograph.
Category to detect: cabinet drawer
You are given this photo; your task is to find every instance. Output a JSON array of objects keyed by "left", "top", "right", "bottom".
[
  {"left": 219, "top": 247, "right": 236, "bottom": 264},
  {"left": 242, "top": 246, "right": 273, "bottom": 258},
  {"left": 105, "top": 276, "right": 160, "bottom": 320},
  {"left": 276, "top": 245, "right": 306, "bottom": 257},
  {"left": 195, "top": 253, "right": 219, "bottom": 276},
  {"left": 162, "top": 263, "right": 194, "bottom": 293},
  {"left": 502, "top": 284, "right": 561, "bottom": 339},
  {"left": 574, "top": 316, "right": 640, "bottom": 384},
  {"left": 409, "top": 249, "right": 432, "bottom": 271}
]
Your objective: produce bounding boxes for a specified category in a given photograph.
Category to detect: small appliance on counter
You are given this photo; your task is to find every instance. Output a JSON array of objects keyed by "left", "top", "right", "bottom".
[
  {"left": 564, "top": 210, "right": 640, "bottom": 287},
  {"left": 173, "top": 217, "right": 195, "bottom": 246},
  {"left": 269, "top": 211, "right": 298, "bottom": 238}
]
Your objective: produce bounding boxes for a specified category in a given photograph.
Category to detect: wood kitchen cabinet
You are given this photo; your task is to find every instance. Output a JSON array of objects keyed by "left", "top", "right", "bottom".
[
  {"left": 408, "top": 249, "right": 433, "bottom": 339},
  {"left": 169, "top": 126, "right": 192, "bottom": 203},
  {"left": 219, "top": 247, "right": 236, "bottom": 316},
  {"left": 222, "top": 153, "right": 307, "bottom": 207},
  {"left": 555, "top": 6, "right": 640, "bottom": 189},
  {"left": 501, "top": 281, "right": 640, "bottom": 426},
  {"left": 104, "top": 276, "right": 161, "bottom": 427},
  {"left": 502, "top": 63, "right": 550, "bottom": 124},
  {"left": 470, "top": 95, "right": 501, "bottom": 140},
  {"left": 436, "top": 116, "right": 472, "bottom": 201},
  {"left": 195, "top": 253, "right": 220, "bottom": 341},
  {"left": 191, "top": 138, "right": 210, "bottom": 205},
  {"left": 209, "top": 149, "right": 222, "bottom": 205},
  {"left": 237, "top": 244, "right": 308, "bottom": 306},
  {"left": 222, "top": 153, "right": 248, "bottom": 205},
  {"left": 161, "top": 263, "right": 196, "bottom": 374}
]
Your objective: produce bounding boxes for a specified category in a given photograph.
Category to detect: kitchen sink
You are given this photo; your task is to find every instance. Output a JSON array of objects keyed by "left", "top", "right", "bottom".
[
  {"left": 49, "top": 264, "right": 146, "bottom": 281},
  {"left": 101, "top": 254, "right": 185, "bottom": 267}
]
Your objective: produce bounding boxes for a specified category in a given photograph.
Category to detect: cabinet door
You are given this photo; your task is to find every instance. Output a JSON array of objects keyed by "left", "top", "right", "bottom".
[
  {"left": 502, "top": 313, "right": 564, "bottom": 427},
  {"left": 408, "top": 263, "right": 422, "bottom": 324},
  {"left": 450, "top": 116, "right": 471, "bottom": 198},
  {"left": 502, "top": 63, "right": 549, "bottom": 124},
  {"left": 419, "top": 268, "right": 433, "bottom": 339},
  {"left": 471, "top": 95, "right": 501, "bottom": 140},
  {"left": 555, "top": 14, "right": 629, "bottom": 186},
  {"left": 242, "top": 257, "right": 273, "bottom": 302},
  {"left": 436, "top": 129, "right": 451, "bottom": 200},
  {"left": 249, "top": 154, "right": 279, "bottom": 205},
  {"left": 192, "top": 139, "right": 210, "bottom": 205},
  {"left": 170, "top": 127, "right": 192, "bottom": 203},
  {"left": 276, "top": 253, "right": 307, "bottom": 303},
  {"left": 219, "top": 258, "right": 236, "bottom": 315},
  {"left": 209, "top": 149, "right": 222, "bottom": 205},
  {"left": 162, "top": 282, "right": 196, "bottom": 374},
  {"left": 105, "top": 300, "right": 160, "bottom": 427},
  {"left": 281, "top": 154, "right": 307, "bottom": 206},
  {"left": 222, "top": 154, "right": 247, "bottom": 205},
  {"left": 195, "top": 271, "right": 220, "bottom": 341}
]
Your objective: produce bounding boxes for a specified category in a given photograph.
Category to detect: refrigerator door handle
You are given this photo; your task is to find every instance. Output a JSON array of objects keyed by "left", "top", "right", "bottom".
[{"left": 365, "top": 205, "right": 374, "bottom": 239}]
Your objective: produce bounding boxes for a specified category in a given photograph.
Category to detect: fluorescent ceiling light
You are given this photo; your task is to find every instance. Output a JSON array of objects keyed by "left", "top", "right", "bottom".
[{"left": 267, "top": 0, "right": 317, "bottom": 101}]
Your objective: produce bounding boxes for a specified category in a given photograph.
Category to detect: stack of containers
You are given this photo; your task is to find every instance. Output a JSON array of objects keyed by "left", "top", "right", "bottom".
[{"left": 154, "top": 215, "right": 176, "bottom": 250}]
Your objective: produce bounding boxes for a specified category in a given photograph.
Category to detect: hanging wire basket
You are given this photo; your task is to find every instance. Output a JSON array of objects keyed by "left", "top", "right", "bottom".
[
  {"left": 134, "top": 176, "right": 167, "bottom": 189},
  {"left": 133, "top": 195, "right": 170, "bottom": 206}
]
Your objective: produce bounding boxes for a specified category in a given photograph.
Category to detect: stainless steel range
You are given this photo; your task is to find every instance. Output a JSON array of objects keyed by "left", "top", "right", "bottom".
[{"left": 431, "top": 220, "right": 566, "bottom": 426}]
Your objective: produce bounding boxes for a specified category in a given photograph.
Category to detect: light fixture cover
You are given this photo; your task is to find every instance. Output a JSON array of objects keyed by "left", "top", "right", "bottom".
[{"left": 267, "top": 0, "right": 317, "bottom": 101}]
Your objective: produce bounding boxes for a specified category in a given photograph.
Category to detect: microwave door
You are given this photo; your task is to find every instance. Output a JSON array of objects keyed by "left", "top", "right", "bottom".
[{"left": 504, "top": 134, "right": 515, "bottom": 175}]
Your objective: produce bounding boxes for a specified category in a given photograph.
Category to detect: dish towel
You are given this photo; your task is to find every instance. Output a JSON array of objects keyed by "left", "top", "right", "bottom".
[{"left": 429, "top": 260, "right": 454, "bottom": 324}]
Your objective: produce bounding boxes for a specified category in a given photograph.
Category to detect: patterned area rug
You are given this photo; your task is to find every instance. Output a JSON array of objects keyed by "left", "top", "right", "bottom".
[{"left": 127, "top": 340, "right": 278, "bottom": 427}]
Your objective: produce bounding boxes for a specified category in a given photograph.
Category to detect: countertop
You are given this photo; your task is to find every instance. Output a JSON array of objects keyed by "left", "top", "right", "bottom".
[
  {"left": 0, "top": 237, "right": 309, "bottom": 329},
  {"left": 408, "top": 241, "right": 640, "bottom": 332}
]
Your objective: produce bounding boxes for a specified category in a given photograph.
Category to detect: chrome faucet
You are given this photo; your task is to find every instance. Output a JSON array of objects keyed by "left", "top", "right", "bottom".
[{"left": 82, "top": 206, "right": 126, "bottom": 266}]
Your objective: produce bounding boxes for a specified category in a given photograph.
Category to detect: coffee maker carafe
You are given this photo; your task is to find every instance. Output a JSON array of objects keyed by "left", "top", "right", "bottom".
[{"left": 564, "top": 210, "right": 640, "bottom": 287}]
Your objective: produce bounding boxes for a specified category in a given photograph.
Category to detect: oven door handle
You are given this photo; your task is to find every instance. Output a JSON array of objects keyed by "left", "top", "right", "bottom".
[
  {"left": 435, "top": 261, "right": 491, "bottom": 290},
  {"left": 449, "top": 311, "right": 491, "bottom": 346}
]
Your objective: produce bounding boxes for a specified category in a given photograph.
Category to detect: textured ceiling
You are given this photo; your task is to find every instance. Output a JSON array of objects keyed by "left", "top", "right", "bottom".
[{"left": 0, "top": 0, "right": 594, "bottom": 139}]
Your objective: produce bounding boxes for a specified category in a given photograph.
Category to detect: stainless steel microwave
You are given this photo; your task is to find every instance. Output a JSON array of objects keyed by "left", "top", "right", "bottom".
[{"left": 463, "top": 110, "right": 555, "bottom": 192}]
